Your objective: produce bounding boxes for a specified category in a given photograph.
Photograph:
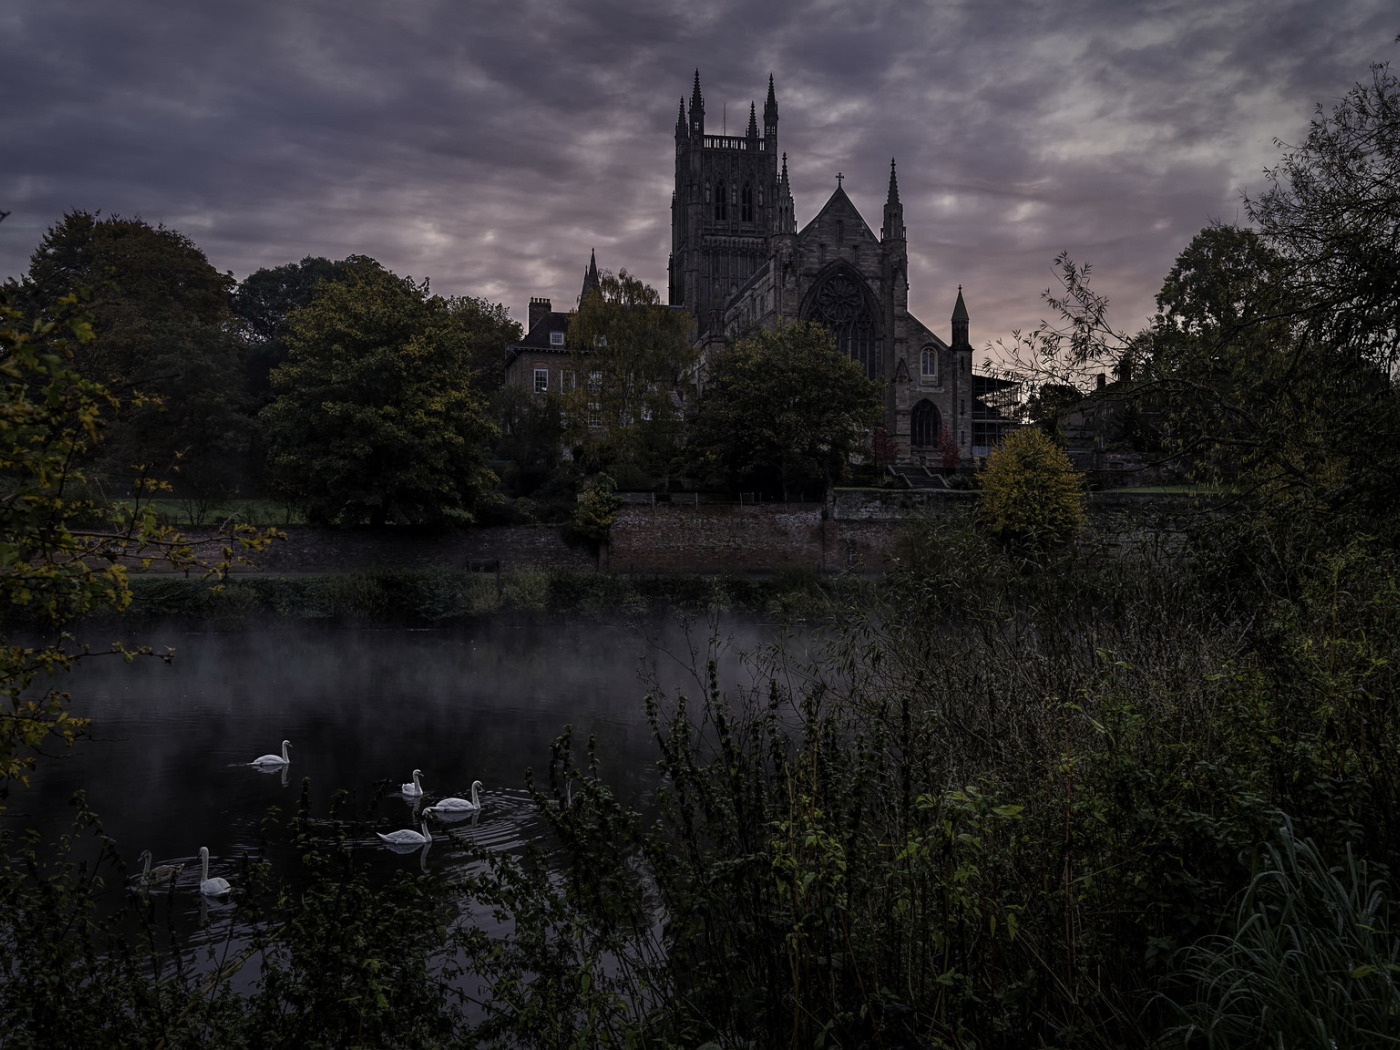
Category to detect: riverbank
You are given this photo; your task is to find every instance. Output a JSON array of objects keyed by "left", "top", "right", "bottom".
[{"left": 109, "top": 566, "right": 859, "bottom": 628}]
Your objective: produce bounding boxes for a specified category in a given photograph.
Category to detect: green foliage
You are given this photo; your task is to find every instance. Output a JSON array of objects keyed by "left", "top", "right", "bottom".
[
  {"left": 233, "top": 255, "right": 354, "bottom": 402},
  {"left": 258, "top": 259, "right": 499, "bottom": 526},
  {"left": 1172, "top": 825, "right": 1400, "bottom": 1049},
  {"left": 976, "top": 427, "right": 1086, "bottom": 547},
  {"left": 492, "top": 383, "right": 572, "bottom": 505},
  {"left": 689, "top": 320, "right": 883, "bottom": 500},
  {"left": 0, "top": 261, "right": 275, "bottom": 792},
  {"left": 114, "top": 568, "right": 848, "bottom": 626},
  {"left": 1, "top": 284, "right": 240, "bottom": 789},
  {"left": 464, "top": 519, "right": 1400, "bottom": 1048},
  {"left": 7, "top": 212, "right": 255, "bottom": 501},
  {"left": 571, "top": 471, "right": 622, "bottom": 545},
  {"left": 565, "top": 270, "right": 696, "bottom": 481},
  {"left": 449, "top": 293, "right": 522, "bottom": 393},
  {"left": 0, "top": 788, "right": 471, "bottom": 1049}
]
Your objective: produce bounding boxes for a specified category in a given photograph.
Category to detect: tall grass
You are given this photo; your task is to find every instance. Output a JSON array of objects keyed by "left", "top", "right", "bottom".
[{"left": 1172, "top": 823, "right": 1400, "bottom": 1049}]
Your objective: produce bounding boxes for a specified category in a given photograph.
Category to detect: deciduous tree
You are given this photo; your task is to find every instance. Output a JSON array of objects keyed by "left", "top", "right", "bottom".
[
  {"left": 258, "top": 259, "right": 498, "bottom": 526},
  {"left": 0, "top": 279, "right": 269, "bottom": 791},
  {"left": 234, "top": 255, "right": 354, "bottom": 402},
  {"left": 564, "top": 271, "right": 695, "bottom": 484},
  {"left": 689, "top": 321, "right": 883, "bottom": 500},
  {"left": 7, "top": 212, "right": 254, "bottom": 500}
]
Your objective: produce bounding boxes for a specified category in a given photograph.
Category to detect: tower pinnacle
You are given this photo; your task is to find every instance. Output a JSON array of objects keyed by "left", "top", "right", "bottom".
[
  {"left": 882, "top": 157, "right": 905, "bottom": 242},
  {"left": 688, "top": 70, "right": 704, "bottom": 135}
]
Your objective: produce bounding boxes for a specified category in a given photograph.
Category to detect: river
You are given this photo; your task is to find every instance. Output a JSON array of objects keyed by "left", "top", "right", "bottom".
[{"left": 2, "top": 613, "right": 794, "bottom": 948}]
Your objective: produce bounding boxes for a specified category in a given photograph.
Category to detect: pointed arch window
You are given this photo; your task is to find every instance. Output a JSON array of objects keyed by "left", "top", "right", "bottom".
[
  {"left": 911, "top": 399, "right": 941, "bottom": 448},
  {"left": 741, "top": 183, "right": 754, "bottom": 222},
  {"left": 920, "top": 346, "right": 938, "bottom": 382},
  {"left": 805, "top": 270, "right": 881, "bottom": 378},
  {"left": 714, "top": 180, "right": 727, "bottom": 220}
]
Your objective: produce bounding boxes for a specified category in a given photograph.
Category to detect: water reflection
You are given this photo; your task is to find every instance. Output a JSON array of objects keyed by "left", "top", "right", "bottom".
[{"left": 3, "top": 615, "right": 789, "bottom": 944}]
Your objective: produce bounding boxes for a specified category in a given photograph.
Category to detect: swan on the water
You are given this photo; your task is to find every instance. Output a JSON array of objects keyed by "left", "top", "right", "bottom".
[
  {"left": 251, "top": 740, "right": 291, "bottom": 767},
  {"left": 425, "top": 780, "right": 483, "bottom": 814},
  {"left": 401, "top": 769, "right": 425, "bottom": 797},
  {"left": 198, "top": 847, "right": 231, "bottom": 896},
  {"left": 132, "top": 849, "right": 184, "bottom": 886},
  {"left": 377, "top": 819, "right": 432, "bottom": 846}
]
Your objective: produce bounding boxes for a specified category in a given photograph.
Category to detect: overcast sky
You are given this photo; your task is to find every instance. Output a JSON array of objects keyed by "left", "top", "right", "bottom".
[{"left": 2, "top": 0, "right": 1394, "bottom": 358}]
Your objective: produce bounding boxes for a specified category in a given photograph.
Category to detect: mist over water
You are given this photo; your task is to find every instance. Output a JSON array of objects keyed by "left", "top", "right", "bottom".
[{"left": 3, "top": 614, "right": 792, "bottom": 890}]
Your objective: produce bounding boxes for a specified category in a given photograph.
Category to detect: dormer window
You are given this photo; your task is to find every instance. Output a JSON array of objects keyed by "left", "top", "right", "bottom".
[{"left": 550, "top": 330, "right": 565, "bottom": 347}]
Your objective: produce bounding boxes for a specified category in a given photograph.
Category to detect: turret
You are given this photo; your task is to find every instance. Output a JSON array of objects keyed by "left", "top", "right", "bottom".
[
  {"left": 746, "top": 101, "right": 758, "bottom": 141},
  {"left": 675, "top": 98, "right": 686, "bottom": 144},
  {"left": 951, "top": 286, "right": 971, "bottom": 351}
]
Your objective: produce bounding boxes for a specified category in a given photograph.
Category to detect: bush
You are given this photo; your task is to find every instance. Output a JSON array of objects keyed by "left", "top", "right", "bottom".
[{"left": 976, "top": 427, "right": 1087, "bottom": 547}]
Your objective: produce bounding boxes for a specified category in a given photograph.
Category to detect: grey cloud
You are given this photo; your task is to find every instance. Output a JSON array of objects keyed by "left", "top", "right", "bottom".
[{"left": 2, "top": 0, "right": 1395, "bottom": 355}]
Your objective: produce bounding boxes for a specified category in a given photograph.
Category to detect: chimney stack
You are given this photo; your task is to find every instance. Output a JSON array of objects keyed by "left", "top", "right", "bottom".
[{"left": 528, "top": 297, "right": 552, "bottom": 333}]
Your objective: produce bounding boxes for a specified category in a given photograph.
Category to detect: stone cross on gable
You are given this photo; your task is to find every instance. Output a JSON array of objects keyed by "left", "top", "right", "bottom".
[{"left": 836, "top": 172, "right": 844, "bottom": 188}]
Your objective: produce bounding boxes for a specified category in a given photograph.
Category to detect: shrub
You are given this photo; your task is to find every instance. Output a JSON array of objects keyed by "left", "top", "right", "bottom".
[{"left": 976, "top": 427, "right": 1086, "bottom": 547}]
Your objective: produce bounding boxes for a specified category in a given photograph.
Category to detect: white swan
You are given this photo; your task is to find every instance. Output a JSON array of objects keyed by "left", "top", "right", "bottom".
[
  {"left": 252, "top": 739, "right": 291, "bottom": 768},
  {"left": 198, "top": 846, "right": 231, "bottom": 896},
  {"left": 401, "top": 769, "right": 425, "bottom": 797},
  {"left": 426, "top": 780, "right": 483, "bottom": 814},
  {"left": 132, "top": 849, "right": 184, "bottom": 886},
  {"left": 377, "top": 819, "right": 432, "bottom": 846}
]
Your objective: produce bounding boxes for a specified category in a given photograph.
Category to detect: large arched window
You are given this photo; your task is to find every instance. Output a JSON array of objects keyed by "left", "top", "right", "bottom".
[
  {"left": 911, "top": 399, "right": 941, "bottom": 448},
  {"left": 714, "top": 180, "right": 727, "bottom": 220},
  {"left": 741, "top": 183, "right": 754, "bottom": 222},
  {"left": 805, "top": 268, "right": 881, "bottom": 378}
]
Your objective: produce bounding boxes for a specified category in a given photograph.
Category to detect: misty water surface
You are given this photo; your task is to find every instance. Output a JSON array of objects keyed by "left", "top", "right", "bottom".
[{"left": 3, "top": 614, "right": 799, "bottom": 928}]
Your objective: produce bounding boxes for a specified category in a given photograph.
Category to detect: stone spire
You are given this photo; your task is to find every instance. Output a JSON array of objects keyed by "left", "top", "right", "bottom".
[
  {"left": 580, "top": 249, "right": 601, "bottom": 305},
  {"left": 775, "top": 152, "right": 796, "bottom": 235},
  {"left": 951, "top": 285, "right": 970, "bottom": 351},
  {"left": 746, "top": 101, "right": 758, "bottom": 140},
  {"left": 881, "top": 157, "right": 905, "bottom": 242},
  {"left": 688, "top": 69, "right": 704, "bottom": 136},
  {"left": 763, "top": 74, "right": 778, "bottom": 147},
  {"left": 675, "top": 97, "right": 686, "bottom": 142}
]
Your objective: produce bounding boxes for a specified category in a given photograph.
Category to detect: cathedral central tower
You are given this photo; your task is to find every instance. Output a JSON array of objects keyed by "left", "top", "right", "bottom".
[{"left": 668, "top": 72, "right": 782, "bottom": 338}]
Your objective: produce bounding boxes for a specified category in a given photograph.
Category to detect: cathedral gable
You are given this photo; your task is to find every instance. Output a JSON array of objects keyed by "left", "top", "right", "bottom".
[{"left": 797, "top": 187, "right": 880, "bottom": 250}]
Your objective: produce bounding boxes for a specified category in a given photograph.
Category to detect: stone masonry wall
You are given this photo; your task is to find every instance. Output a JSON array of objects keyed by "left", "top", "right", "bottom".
[{"left": 157, "top": 491, "right": 1206, "bottom": 578}]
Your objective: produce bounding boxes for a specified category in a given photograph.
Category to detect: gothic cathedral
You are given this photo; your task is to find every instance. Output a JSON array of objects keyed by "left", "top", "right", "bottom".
[{"left": 668, "top": 72, "right": 982, "bottom": 464}]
